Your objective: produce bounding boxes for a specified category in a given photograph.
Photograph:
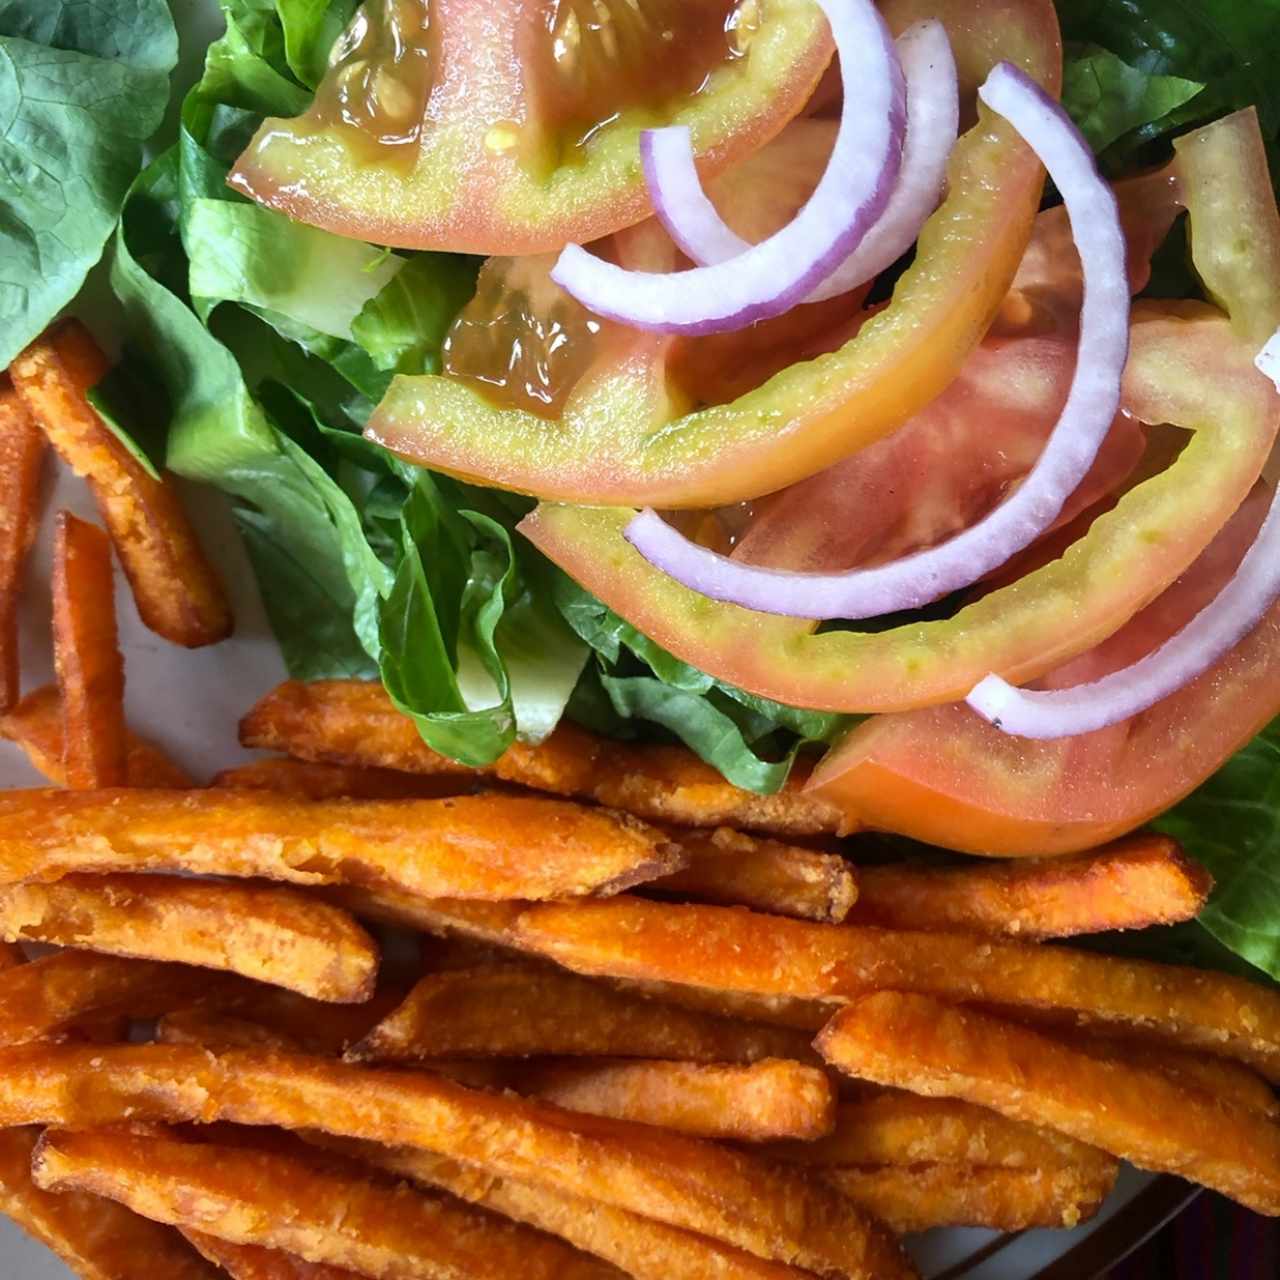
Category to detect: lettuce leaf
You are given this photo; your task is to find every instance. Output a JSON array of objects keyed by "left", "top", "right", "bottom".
[{"left": 0, "top": 0, "right": 178, "bottom": 366}]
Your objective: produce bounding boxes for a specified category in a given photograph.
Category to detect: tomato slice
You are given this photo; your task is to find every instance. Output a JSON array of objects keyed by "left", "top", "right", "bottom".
[
  {"left": 368, "top": 0, "right": 1064, "bottom": 506},
  {"left": 808, "top": 486, "right": 1279, "bottom": 855},
  {"left": 229, "top": 0, "right": 832, "bottom": 255},
  {"left": 522, "top": 306, "right": 1280, "bottom": 712}
]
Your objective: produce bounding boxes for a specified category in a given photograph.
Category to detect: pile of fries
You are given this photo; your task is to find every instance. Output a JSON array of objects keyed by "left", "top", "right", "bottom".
[{"left": 1, "top": 322, "right": 1278, "bottom": 1280}]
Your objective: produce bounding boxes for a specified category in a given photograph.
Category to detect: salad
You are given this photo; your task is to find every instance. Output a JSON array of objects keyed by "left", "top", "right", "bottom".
[{"left": 2, "top": 0, "right": 1279, "bottom": 1006}]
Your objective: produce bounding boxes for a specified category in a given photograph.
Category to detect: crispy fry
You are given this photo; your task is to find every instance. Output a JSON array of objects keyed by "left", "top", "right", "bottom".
[
  {"left": 0, "top": 951, "right": 220, "bottom": 1046},
  {"left": 322, "top": 883, "right": 527, "bottom": 946},
  {"left": 0, "top": 1126, "right": 219, "bottom": 1280},
  {"left": 0, "top": 788, "right": 683, "bottom": 901},
  {"left": 514, "top": 898, "right": 1280, "bottom": 1080},
  {"left": 763, "top": 1093, "right": 1115, "bottom": 1175},
  {"left": 213, "top": 757, "right": 471, "bottom": 801},
  {"left": 241, "top": 680, "right": 845, "bottom": 837},
  {"left": 0, "top": 940, "right": 20, "bottom": 969},
  {"left": 0, "top": 384, "right": 45, "bottom": 714},
  {"left": 182, "top": 1230, "right": 364, "bottom": 1280},
  {"left": 512, "top": 1058, "right": 835, "bottom": 1141},
  {"left": 1, "top": 684, "right": 193, "bottom": 787},
  {"left": 0, "top": 873, "right": 378, "bottom": 1002},
  {"left": 51, "top": 513, "right": 127, "bottom": 788},
  {"left": 323, "top": 1139, "right": 820, "bottom": 1280},
  {"left": 816, "top": 992, "right": 1280, "bottom": 1216},
  {"left": 33, "top": 1126, "right": 620, "bottom": 1280},
  {"left": 0, "top": 1042, "right": 913, "bottom": 1280},
  {"left": 849, "top": 835, "right": 1211, "bottom": 939},
  {"left": 823, "top": 1163, "right": 1116, "bottom": 1234},
  {"left": 10, "top": 321, "right": 232, "bottom": 647},
  {"left": 650, "top": 827, "right": 857, "bottom": 922},
  {"left": 349, "top": 964, "right": 814, "bottom": 1065}
]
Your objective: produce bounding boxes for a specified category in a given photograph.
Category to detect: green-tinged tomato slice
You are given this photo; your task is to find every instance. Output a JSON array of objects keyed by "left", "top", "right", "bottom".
[
  {"left": 520, "top": 306, "right": 1280, "bottom": 712},
  {"left": 230, "top": 0, "right": 832, "bottom": 255},
  {"left": 367, "top": 0, "right": 1064, "bottom": 507}
]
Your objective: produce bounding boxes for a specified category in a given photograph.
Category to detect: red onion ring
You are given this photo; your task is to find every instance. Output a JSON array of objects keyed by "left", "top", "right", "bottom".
[
  {"left": 645, "top": 20, "right": 958, "bottom": 303},
  {"left": 968, "top": 474, "right": 1280, "bottom": 738},
  {"left": 1258, "top": 325, "right": 1280, "bottom": 391},
  {"left": 624, "top": 62, "right": 1129, "bottom": 620},
  {"left": 549, "top": 0, "right": 906, "bottom": 336}
]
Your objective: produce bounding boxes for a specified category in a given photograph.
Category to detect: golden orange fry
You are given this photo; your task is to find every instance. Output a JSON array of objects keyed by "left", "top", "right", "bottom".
[
  {"left": 323, "top": 1139, "right": 820, "bottom": 1280},
  {"left": 349, "top": 963, "right": 814, "bottom": 1065},
  {"left": 241, "top": 680, "right": 845, "bottom": 837},
  {"left": 849, "top": 835, "right": 1211, "bottom": 939},
  {"left": 0, "top": 951, "right": 221, "bottom": 1047},
  {"left": 824, "top": 1163, "right": 1117, "bottom": 1234},
  {"left": 514, "top": 897, "right": 1280, "bottom": 1080},
  {"left": 321, "top": 883, "right": 527, "bottom": 946},
  {"left": 512, "top": 1057, "right": 835, "bottom": 1141},
  {"left": 0, "top": 940, "right": 20, "bottom": 970},
  {"left": 0, "top": 873, "right": 378, "bottom": 1002},
  {"left": 182, "top": 1230, "right": 364, "bottom": 1280},
  {"left": 213, "top": 757, "right": 471, "bottom": 801},
  {"left": 10, "top": 321, "right": 232, "bottom": 647},
  {"left": 763, "top": 1093, "right": 1114, "bottom": 1175},
  {"left": 0, "top": 1042, "right": 912, "bottom": 1280},
  {"left": 51, "top": 513, "right": 127, "bottom": 788},
  {"left": 32, "top": 1126, "right": 619, "bottom": 1280},
  {"left": 816, "top": 992, "right": 1280, "bottom": 1216},
  {"left": 0, "top": 787, "right": 682, "bottom": 901},
  {"left": 651, "top": 827, "right": 857, "bottom": 923},
  {"left": 0, "top": 1126, "right": 219, "bottom": 1280},
  {"left": 0, "top": 384, "right": 46, "bottom": 714},
  {"left": 1, "top": 684, "right": 193, "bottom": 787}
]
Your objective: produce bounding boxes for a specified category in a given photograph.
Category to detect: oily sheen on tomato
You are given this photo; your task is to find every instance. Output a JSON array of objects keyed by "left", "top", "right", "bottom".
[
  {"left": 368, "top": 0, "right": 1065, "bottom": 507},
  {"left": 229, "top": 0, "right": 832, "bottom": 255}
]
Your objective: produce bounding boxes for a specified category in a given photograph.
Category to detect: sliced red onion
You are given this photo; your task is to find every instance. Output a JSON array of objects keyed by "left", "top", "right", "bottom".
[
  {"left": 967, "top": 481, "right": 1280, "bottom": 738},
  {"left": 550, "top": 0, "right": 906, "bottom": 336},
  {"left": 625, "top": 62, "right": 1129, "bottom": 620},
  {"left": 646, "top": 20, "right": 958, "bottom": 303},
  {"left": 1258, "top": 325, "right": 1280, "bottom": 391}
]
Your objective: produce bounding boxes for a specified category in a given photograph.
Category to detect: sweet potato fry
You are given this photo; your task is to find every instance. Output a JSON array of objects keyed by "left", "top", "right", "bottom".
[
  {"left": 0, "top": 951, "right": 222, "bottom": 1047},
  {"left": 323, "top": 1139, "right": 821, "bottom": 1280},
  {"left": 0, "top": 384, "right": 45, "bottom": 714},
  {"left": 213, "top": 757, "right": 471, "bottom": 801},
  {"left": 0, "top": 788, "right": 682, "bottom": 901},
  {"left": 649, "top": 827, "right": 857, "bottom": 922},
  {"left": 817, "top": 992, "right": 1280, "bottom": 1216},
  {"left": 763, "top": 1093, "right": 1114, "bottom": 1174},
  {"left": 51, "top": 513, "right": 127, "bottom": 788},
  {"left": 241, "top": 680, "right": 845, "bottom": 837},
  {"left": 514, "top": 898, "right": 1280, "bottom": 1080},
  {"left": 849, "top": 835, "right": 1211, "bottom": 939},
  {"left": 348, "top": 964, "right": 814, "bottom": 1065},
  {"left": 322, "top": 883, "right": 527, "bottom": 946},
  {"left": 512, "top": 1057, "right": 835, "bottom": 1141},
  {"left": 823, "top": 1163, "right": 1117, "bottom": 1234},
  {"left": 32, "top": 1126, "right": 620, "bottom": 1280},
  {"left": 0, "top": 940, "right": 20, "bottom": 970},
  {"left": 182, "top": 1230, "right": 364, "bottom": 1280},
  {"left": 0, "top": 1042, "right": 913, "bottom": 1280},
  {"left": 10, "top": 321, "right": 232, "bottom": 647},
  {"left": 1, "top": 684, "right": 193, "bottom": 787},
  {"left": 0, "top": 874, "right": 378, "bottom": 1002},
  {"left": 0, "top": 1126, "right": 219, "bottom": 1280}
]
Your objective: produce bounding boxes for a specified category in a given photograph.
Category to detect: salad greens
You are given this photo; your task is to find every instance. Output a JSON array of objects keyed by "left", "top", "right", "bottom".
[{"left": 2, "top": 0, "right": 1279, "bottom": 983}]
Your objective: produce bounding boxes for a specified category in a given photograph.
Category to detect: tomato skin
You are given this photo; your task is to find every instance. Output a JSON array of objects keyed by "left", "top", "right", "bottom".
[
  {"left": 808, "top": 489, "right": 1279, "bottom": 856},
  {"left": 369, "top": 0, "right": 1064, "bottom": 507},
  {"left": 229, "top": 0, "right": 832, "bottom": 256}
]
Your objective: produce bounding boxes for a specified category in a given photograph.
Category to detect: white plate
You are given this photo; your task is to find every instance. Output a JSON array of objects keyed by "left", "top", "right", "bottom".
[{"left": 1, "top": 3, "right": 1188, "bottom": 1276}]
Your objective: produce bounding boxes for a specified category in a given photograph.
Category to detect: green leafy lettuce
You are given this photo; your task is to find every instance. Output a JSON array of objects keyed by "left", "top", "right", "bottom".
[{"left": 0, "top": 0, "right": 178, "bottom": 366}]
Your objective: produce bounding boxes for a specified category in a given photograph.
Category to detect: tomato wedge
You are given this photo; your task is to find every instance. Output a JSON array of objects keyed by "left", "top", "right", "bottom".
[
  {"left": 230, "top": 0, "right": 832, "bottom": 255},
  {"left": 522, "top": 306, "right": 1279, "bottom": 712},
  {"left": 809, "top": 486, "right": 1280, "bottom": 855},
  {"left": 368, "top": 0, "right": 1064, "bottom": 506}
]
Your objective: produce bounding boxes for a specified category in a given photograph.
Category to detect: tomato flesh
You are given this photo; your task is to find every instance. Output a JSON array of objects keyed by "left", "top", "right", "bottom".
[
  {"left": 230, "top": 0, "right": 832, "bottom": 255},
  {"left": 368, "top": 0, "right": 1064, "bottom": 506}
]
